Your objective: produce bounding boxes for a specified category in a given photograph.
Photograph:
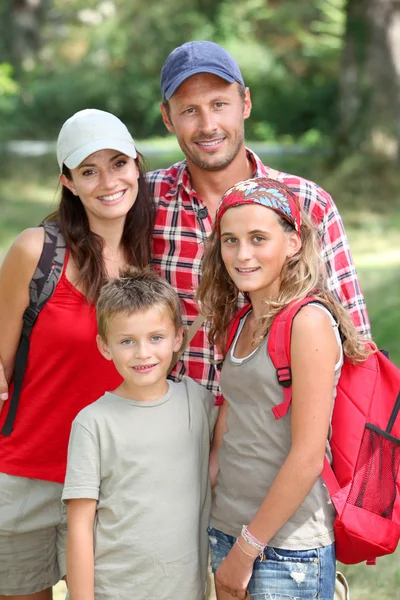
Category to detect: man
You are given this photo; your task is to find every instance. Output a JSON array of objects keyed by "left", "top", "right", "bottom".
[
  {"left": 0, "top": 40, "right": 369, "bottom": 405},
  {"left": 148, "top": 40, "right": 370, "bottom": 402}
]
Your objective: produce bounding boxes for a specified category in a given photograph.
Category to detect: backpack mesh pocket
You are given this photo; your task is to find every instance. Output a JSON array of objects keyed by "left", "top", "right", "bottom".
[{"left": 347, "top": 425, "right": 400, "bottom": 519}]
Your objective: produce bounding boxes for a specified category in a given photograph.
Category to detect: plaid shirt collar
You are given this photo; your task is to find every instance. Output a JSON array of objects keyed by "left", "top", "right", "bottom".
[{"left": 172, "top": 148, "right": 269, "bottom": 197}]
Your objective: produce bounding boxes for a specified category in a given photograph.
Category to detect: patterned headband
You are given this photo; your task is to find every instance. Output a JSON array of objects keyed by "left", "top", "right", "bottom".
[{"left": 216, "top": 177, "right": 302, "bottom": 234}]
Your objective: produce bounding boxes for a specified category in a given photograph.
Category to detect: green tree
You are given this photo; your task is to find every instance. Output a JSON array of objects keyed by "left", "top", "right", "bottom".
[
  {"left": 0, "top": 0, "right": 51, "bottom": 75},
  {"left": 0, "top": 0, "right": 348, "bottom": 143},
  {"left": 336, "top": 0, "right": 400, "bottom": 160}
]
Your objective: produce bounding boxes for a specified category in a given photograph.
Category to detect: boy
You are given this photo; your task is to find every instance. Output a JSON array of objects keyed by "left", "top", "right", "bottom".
[{"left": 62, "top": 267, "right": 216, "bottom": 600}]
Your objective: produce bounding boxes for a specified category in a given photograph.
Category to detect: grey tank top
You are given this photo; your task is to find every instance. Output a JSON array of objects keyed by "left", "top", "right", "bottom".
[{"left": 211, "top": 304, "right": 342, "bottom": 550}]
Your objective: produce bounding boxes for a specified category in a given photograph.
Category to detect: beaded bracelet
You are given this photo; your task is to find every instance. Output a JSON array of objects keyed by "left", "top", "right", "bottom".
[
  {"left": 235, "top": 538, "right": 259, "bottom": 560},
  {"left": 241, "top": 525, "right": 267, "bottom": 562}
]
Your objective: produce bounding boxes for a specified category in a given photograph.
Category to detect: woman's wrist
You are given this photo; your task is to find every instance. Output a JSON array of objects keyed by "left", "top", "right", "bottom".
[
  {"left": 237, "top": 538, "right": 259, "bottom": 557},
  {"left": 240, "top": 525, "right": 267, "bottom": 561},
  {"left": 234, "top": 538, "right": 259, "bottom": 566}
]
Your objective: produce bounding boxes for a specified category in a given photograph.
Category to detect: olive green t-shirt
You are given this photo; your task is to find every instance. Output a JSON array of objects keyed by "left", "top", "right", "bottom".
[{"left": 63, "top": 378, "right": 216, "bottom": 600}]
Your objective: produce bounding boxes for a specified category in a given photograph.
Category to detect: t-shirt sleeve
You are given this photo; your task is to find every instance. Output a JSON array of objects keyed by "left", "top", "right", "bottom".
[
  {"left": 204, "top": 389, "right": 218, "bottom": 434},
  {"left": 184, "top": 376, "right": 218, "bottom": 435},
  {"left": 62, "top": 419, "right": 100, "bottom": 503}
]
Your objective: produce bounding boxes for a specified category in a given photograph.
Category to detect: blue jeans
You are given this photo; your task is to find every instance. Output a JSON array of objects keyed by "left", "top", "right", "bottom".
[{"left": 208, "top": 526, "right": 336, "bottom": 600}]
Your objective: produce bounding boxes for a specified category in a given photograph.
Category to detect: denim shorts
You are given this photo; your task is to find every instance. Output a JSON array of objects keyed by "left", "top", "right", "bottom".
[{"left": 208, "top": 526, "right": 336, "bottom": 600}]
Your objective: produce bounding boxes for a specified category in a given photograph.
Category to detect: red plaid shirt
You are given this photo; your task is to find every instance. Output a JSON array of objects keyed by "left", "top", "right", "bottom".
[{"left": 147, "top": 149, "right": 370, "bottom": 402}]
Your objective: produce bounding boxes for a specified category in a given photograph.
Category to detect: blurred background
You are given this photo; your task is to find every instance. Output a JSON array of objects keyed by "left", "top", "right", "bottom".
[{"left": 0, "top": 1, "right": 400, "bottom": 597}]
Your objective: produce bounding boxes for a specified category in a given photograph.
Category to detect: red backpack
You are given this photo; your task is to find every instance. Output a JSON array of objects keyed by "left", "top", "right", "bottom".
[{"left": 226, "top": 297, "right": 400, "bottom": 565}]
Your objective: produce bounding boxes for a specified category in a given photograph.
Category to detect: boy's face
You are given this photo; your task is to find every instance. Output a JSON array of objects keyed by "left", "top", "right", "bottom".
[{"left": 97, "top": 305, "right": 183, "bottom": 398}]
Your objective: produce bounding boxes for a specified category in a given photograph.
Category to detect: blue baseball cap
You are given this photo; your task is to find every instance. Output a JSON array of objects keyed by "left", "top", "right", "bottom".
[{"left": 161, "top": 41, "right": 245, "bottom": 100}]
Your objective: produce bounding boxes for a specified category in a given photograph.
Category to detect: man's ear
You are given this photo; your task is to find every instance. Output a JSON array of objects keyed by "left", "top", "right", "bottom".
[
  {"left": 160, "top": 103, "right": 175, "bottom": 134},
  {"left": 96, "top": 334, "right": 113, "bottom": 361},
  {"left": 243, "top": 87, "right": 252, "bottom": 121},
  {"left": 60, "top": 173, "right": 78, "bottom": 196},
  {"left": 173, "top": 326, "right": 185, "bottom": 353}
]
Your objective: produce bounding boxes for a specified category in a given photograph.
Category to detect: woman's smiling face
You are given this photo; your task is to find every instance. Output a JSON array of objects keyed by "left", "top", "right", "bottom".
[{"left": 60, "top": 149, "right": 139, "bottom": 227}]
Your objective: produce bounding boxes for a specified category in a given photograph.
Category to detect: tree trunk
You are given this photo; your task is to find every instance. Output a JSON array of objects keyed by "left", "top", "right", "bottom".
[
  {"left": 336, "top": 0, "right": 400, "bottom": 160},
  {"left": 3, "top": 0, "right": 51, "bottom": 75}
]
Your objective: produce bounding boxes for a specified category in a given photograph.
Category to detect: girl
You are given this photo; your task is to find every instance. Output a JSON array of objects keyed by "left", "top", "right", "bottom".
[
  {"left": 0, "top": 109, "right": 154, "bottom": 600},
  {"left": 197, "top": 177, "right": 372, "bottom": 600}
]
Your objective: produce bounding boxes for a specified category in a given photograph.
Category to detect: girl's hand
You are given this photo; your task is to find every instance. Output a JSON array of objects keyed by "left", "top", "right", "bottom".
[{"left": 215, "top": 540, "right": 256, "bottom": 599}]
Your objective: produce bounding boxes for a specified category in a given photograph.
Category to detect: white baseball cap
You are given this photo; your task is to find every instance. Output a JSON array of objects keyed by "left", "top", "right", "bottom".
[{"left": 56, "top": 108, "right": 137, "bottom": 172}]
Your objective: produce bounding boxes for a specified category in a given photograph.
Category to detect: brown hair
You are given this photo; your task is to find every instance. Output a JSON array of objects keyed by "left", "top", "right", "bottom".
[
  {"left": 45, "top": 156, "right": 155, "bottom": 303},
  {"left": 197, "top": 202, "right": 373, "bottom": 364},
  {"left": 96, "top": 266, "right": 183, "bottom": 341}
]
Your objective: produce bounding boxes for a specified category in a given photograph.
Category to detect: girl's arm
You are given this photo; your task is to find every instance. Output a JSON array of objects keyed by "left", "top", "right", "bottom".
[
  {"left": 210, "top": 399, "right": 228, "bottom": 488},
  {"left": 66, "top": 499, "right": 97, "bottom": 600},
  {"left": 0, "top": 228, "right": 44, "bottom": 410},
  {"left": 215, "top": 305, "right": 339, "bottom": 598}
]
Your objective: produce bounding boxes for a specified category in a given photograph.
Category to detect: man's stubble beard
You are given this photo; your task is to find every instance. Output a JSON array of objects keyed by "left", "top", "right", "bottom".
[{"left": 179, "top": 126, "right": 245, "bottom": 172}]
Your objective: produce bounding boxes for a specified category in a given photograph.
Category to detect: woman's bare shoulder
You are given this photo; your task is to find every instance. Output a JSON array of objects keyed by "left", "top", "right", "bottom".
[
  {"left": 2, "top": 227, "right": 46, "bottom": 282},
  {"left": 9, "top": 226, "right": 45, "bottom": 262}
]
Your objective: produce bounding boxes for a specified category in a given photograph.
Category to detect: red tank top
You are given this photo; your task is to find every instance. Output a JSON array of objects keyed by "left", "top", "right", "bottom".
[{"left": 0, "top": 253, "right": 122, "bottom": 483}]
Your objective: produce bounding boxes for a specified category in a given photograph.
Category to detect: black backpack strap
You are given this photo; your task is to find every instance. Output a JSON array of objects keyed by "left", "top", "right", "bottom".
[{"left": 1, "top": 222, "right": 66, "bottom": 436}]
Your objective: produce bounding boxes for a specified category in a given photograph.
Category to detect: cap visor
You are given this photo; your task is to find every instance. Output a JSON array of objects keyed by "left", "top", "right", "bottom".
[
  {"left": 165, "top": 67, "right": 236, "bottom": 99},
  {"left": 63, "top": 140, "right": 137, "bottom": 170}
]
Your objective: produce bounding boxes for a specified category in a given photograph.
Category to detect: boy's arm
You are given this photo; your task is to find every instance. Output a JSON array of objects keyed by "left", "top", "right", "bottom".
[
  {"left": 210, "top": 400, "right": 228, "bottom": 488},
  {"left": 66, "top": 498, "right": 97, "bottom": 600},
  {"left": 62, "top": 418, "right": 100, "bottom": 598}
]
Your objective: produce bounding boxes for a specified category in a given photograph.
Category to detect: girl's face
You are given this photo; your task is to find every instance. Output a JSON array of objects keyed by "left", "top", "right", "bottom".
[
  {"left": 60, "top": 149, "right": 139, "bottom": 228},
  {"left": 220, "top": 204, "right": 301, "bottom": 301}
]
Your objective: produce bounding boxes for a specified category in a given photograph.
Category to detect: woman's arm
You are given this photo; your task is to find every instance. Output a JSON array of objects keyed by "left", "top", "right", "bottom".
[
  {"left": 210, "top": 399, "right": 228, "bottom": 488},
  {"left": 0, "top": 227, "right": 44, "bottom": 412},
  {"left": 66, "top": 499, "right": 97, "bottom": 600},
  {"left": 215, "top": 305, "right": 339, "bottom": 598}
]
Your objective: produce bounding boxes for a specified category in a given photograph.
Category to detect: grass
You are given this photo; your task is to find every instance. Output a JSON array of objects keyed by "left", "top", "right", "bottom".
[
  {"left": 1, "top": 149, "right": 400, "bottom": 598},
  {"left": 339, "top": 552, "right": 400, "bottom": 600}
]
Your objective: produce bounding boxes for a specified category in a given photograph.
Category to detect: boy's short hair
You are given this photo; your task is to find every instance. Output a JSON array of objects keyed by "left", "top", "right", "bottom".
[{"left": 96, "top": 266, "right": 183, "bottom": 340}]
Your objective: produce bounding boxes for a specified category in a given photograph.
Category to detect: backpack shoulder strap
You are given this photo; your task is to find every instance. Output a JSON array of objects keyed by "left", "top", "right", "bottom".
[
  {"left": 226, "top": 304, "right": 252, "bottom": 354},
  {"left": 268, "top": 297, "right": 343, "bottom": 501},
  {"left": 268, "top": 296, "right": 320, "bottom": 419},
  {"left": 168, "top": 312, "right": 206, "bottom": 375},
  {"left": 29, "top": 221, "right": 67, "bottom": 310},
  {"left": 1, "top": 222, "right": 66, "bottom": 436}
]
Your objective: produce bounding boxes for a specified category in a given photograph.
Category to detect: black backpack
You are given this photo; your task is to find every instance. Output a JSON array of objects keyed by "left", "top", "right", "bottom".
[{"left": 1, "top": 222, "right": 66, "bottom": 436}]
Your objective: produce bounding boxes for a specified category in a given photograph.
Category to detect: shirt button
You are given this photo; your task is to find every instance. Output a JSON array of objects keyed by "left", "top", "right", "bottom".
[{"left": 197, "top": 207, "right": 209, "bottom": 219}]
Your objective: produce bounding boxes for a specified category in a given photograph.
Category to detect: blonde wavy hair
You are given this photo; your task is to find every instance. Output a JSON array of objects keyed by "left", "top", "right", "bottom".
[{"left": 197, "top": 205, "right": 373, "bottom": 363}]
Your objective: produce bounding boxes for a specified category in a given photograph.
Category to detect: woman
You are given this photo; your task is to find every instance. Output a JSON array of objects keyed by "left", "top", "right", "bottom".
[
  {"left": 0, "top": 109, "right": 155, "bottom": 600},
  {"left": 197, "top": 177, "right": 372, "bottom": 600}
]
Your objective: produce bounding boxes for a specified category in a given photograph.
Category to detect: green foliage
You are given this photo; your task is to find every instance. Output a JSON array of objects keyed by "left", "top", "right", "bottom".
[
  {"left": 0, "top": 64, "right": 19, "bottom": 136},
  {"left": 340, "top": 549, "right": 400, "bottom": 600},
  {"left": 1, "top": 0, "right": 347, "bottom": 142},
  {"left": 0, "top": 64, "right": 18, "bottom": 96}
]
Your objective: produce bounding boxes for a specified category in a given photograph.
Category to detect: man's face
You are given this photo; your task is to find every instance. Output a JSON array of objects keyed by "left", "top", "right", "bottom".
[{"left": 160, "top": 73, "right": 252, "bottom": 172}]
